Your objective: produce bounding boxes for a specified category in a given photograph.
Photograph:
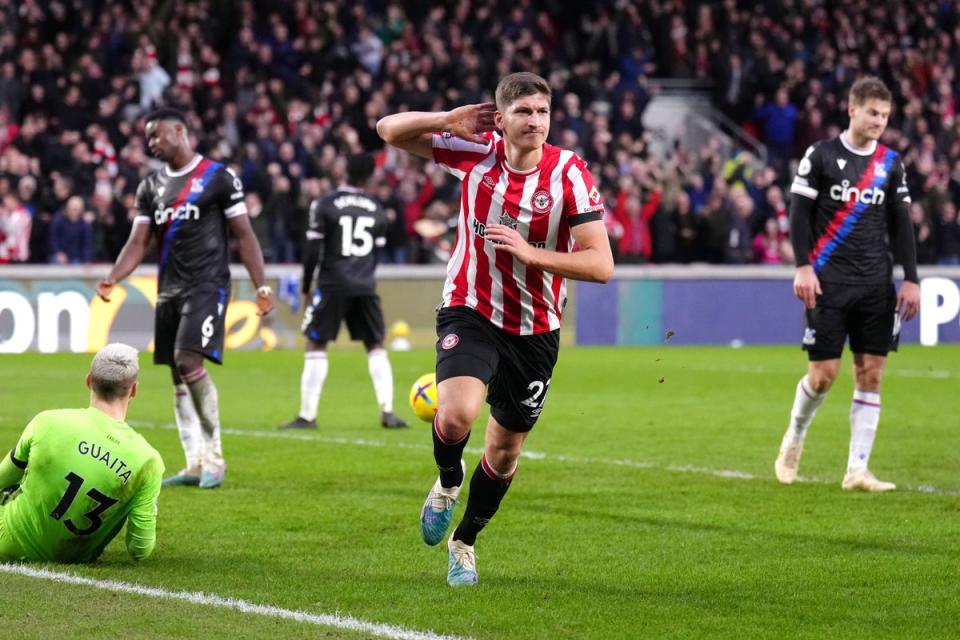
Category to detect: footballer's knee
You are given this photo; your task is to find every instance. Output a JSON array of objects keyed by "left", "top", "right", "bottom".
[
  {"left": 807, "top": 360, "right": 840, "bottom": 393},
  {"left": 852, "top": 353, "right": 885, "bottom": 391},
  {"left": 853, "top": 366, "right": 883, "bottom": 391},
  {"left": 484, "top": 441, "right": 521, "bottom": 474},
  {"left": 436, "top": 404, "right": 478, "bottom": 441},
  {"left": 173, "top": 350, "right": 204, "bottom": 379}
]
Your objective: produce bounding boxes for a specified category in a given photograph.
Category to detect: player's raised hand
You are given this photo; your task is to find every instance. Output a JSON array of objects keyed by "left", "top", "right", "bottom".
[
  {"left": 793, "top": 265, "right": 821, "bottom": 309},
  {"left": 485, "top": 224, "right": 533, "bottom": 264},
  {"left": 445, "top": 103, "right": 497, "bottom": 145},
  {"left": 96, "top": 278, "right": 115, "bottom": 302},
  {"left": 896, "top": 280, "right": 920, "bottom": 321},
  {"left": 256, "top": 285, "right": 274, "bottom": 316}
]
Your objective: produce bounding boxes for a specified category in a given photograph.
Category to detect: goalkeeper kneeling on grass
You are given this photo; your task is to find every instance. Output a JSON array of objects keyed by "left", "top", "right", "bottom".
[{"left": 0, "top": 344, "right": 164, "bottom": 563}]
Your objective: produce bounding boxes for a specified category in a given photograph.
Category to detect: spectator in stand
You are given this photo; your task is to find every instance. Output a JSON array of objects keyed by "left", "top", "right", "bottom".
[
  {"left": 0, "top": 194, "right": 31, "bottom": 263},
  {"left": 726, "top": 189, "right": 756, "bottom": 264},
  {"left": 753, "top": 217, "right": 793, "bottom": 265},
  {"left": 3, "top": 0, "right": 960, "bottom": 266},
  {"left": 48, "top": 196, "right": 93, "bottom": 265},
  {"left": 935, "top": 200, "right": 960, "bottom": 265},
  {"left": 911, "top": 201, "right": 937, "bottom": 265},
  {"left": 610, "top": 175, "right": 662, "bottom": 264},
  {"left": 753, "top": 86, "right": 800, "bottom": 176}
]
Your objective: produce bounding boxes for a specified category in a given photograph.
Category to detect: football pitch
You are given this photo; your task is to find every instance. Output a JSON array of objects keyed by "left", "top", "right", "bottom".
[{"left": 1, "top": 344, "right": 958, "bottom": 639}]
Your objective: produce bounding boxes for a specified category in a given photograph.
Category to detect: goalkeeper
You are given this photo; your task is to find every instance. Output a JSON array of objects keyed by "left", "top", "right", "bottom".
[{"left": 0, "top": 344, "right": 164, "bottom": 562}]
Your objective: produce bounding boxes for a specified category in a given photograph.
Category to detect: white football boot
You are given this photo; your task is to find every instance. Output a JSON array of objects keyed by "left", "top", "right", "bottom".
[
  {"left": 775, "top": 434, "right": 804, "bottom": 484},
  {"left": 841, "top": 469, "right": 896, "bottom": 492}
]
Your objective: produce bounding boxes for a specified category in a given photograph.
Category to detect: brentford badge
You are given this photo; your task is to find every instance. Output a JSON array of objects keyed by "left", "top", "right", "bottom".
[
  {"left": 441, "top": 334, "right": 459, "bottom": 350},
  {"left": 531, "top": 189, "right": 554, "bottom": 214}
]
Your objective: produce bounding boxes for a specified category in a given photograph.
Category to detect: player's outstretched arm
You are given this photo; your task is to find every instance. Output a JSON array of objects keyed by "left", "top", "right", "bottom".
[
  {"left": 486, "top": 219, "right": 614, "bottom": 283},
  {"left": 228, "top": 214, "right": 273, "bottom": 315},
  {"left": 377, "top": 103, "right": 496, "bottom": 159},
  {"left": 97, "top": 223, "right": 151, "bottom": 302}
]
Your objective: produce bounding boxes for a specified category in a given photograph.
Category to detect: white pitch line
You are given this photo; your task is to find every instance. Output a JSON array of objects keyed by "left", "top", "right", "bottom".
[
  {"left": 660, "top": 363, "right": 954, "bottom": 379},
  {"left": 128, "top": 420, "right": 960, "bottom": 497},
  {"left": 0, "top": 564, "right": 471, "bottom": 640}
]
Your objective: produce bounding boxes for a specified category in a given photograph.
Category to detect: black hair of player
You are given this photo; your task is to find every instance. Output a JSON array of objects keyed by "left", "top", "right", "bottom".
[
  {"left": 145, "top": 108, "right": 188, "bottom": 128},
  {"left": 346, "top": 153, "right": 375, "bottom": 185}
]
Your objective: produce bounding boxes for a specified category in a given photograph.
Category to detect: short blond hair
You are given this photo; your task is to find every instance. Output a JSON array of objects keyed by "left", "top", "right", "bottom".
[
  {"left": 90, "top": 343, "right": 139, "bottom": 401},
  {"left": 495, "top": 72, "right": 551, "bottom": 111}
]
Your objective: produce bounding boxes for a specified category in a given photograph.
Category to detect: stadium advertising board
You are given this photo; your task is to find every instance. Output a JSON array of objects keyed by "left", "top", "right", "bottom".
[
  {"left": 575, "top": 267, "right": 960, "bottom": 347},
  {"left": 3, "top": 266, "right": 960, "bottom": 352}
]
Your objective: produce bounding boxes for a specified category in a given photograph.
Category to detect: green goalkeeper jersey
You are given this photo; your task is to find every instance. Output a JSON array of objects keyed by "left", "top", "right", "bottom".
[{"left": 1, "top": 407, "right": 164, "bottom": 562}]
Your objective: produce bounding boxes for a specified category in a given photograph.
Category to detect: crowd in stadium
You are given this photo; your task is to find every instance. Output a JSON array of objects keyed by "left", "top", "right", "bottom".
[{"left": 1, "top": 0, "right": 960, "bottom": 266}]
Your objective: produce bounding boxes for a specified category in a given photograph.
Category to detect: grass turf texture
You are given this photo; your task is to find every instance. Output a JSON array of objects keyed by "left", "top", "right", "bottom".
[{"left": 0, "top": 345, "right": 958, "bottom": 639}]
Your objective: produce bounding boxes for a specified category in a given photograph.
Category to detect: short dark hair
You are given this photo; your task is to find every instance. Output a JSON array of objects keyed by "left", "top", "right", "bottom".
[
  {"left": 849, "top": 76, "right": 892, "bottom": 106},
  {"left": 145, "top": 108, "right": 188, "bottom": 127},
  {"left": 346, "top": 153, "right": 375, "bottom": 184},
  {"left": 494, "top": 72, "right": 551, "bottom": 111}
]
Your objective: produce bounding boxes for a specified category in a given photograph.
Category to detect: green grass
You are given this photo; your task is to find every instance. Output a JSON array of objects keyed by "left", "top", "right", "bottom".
[{"left": 1, "top": 345, "right": 958, "bottom": 639}]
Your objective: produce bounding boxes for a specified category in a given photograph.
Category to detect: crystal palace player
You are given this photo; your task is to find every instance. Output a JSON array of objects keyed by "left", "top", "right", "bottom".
[
  {"left": 97, "top": 109, "right": 273, "bottom": 490},
  {"left": 277, "top": 153, "right": 407, "bottom": 431},
  {"left": 377, "top": 72, "right": 614, "bottom": 586},
  {"left": 775, "top": 77, "right": 920, "bottom": 492}
]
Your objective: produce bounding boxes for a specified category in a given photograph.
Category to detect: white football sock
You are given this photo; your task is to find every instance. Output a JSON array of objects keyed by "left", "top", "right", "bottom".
[
  {"left": 847, "top": 390, "right": 880, "bottom": 473},
  {"left": 299, "top": 352, "right": 328, "bottom": 421},
  {"left": 173, "top": 384, "right": 202, "bottom": 476},
  {"left": 184, "top": 368, "right": 224, "bottom": 473},
  {"left": 783, "top": 375, "right": 827, "bottom": 445},
  {"left": 367, "top": 348, "right": 394, "bottom": 413}
]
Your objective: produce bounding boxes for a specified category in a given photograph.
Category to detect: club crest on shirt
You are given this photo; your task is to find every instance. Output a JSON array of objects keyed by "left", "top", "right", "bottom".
[
  {"left": 441, "top": 334, "right": 459, "bottom": 350},
  {"left": 498, "top": 212, "right": 518, "bottom": 229},
  {"left": 531, "top": 189, "right": 553, "bottom": 214},
  {"left": 873, "top": 162, "right": 887, "bottom": 178},
  {"left": 190, "top": 178, "right": 204, "bottom": 193}
]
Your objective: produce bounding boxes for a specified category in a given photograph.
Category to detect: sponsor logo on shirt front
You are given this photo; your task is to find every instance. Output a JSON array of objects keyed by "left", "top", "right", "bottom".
[
  {"left": 828, "top": 180, "right": 885, "bottom": 205},
  {"left": 154, "top": 202, "right": 200, "bottom": 225}
]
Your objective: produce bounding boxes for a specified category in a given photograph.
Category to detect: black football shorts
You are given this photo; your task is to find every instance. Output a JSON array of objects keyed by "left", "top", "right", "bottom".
[
  {"left": 802, "top": 281, "right": 899, "bottom": 361},
  {"left": 302, "top": 293, "right": 385, "bottom": 344},
  {"left": 435, "top": 305, "right": 560, "bottom": 432},
  {"left": 155, "top": 285, "right": 230, "bottom": 365}
]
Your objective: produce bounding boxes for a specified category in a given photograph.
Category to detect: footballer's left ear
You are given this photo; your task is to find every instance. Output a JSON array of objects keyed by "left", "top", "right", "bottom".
[{"left": 85, "top": 373, "right": 92, "bottom": 390}]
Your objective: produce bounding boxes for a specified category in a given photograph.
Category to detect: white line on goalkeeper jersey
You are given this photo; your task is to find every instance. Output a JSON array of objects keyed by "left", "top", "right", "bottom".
[
  {"left": 0, "top": 564, "right": 471, "bottom": 640},
  {"left": 128, "top": 421, "right": 960, "bottom": 497}
]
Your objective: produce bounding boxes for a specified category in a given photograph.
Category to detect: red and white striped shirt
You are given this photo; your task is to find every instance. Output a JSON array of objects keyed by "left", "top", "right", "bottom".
[{"left": 433, "top": 132, "right": 605, "bottom": 335}]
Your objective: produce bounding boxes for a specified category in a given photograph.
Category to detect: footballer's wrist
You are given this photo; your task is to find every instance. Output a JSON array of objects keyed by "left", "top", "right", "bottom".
[{"left": 256, "top": 285, "right": 273, "bottom": 297}]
